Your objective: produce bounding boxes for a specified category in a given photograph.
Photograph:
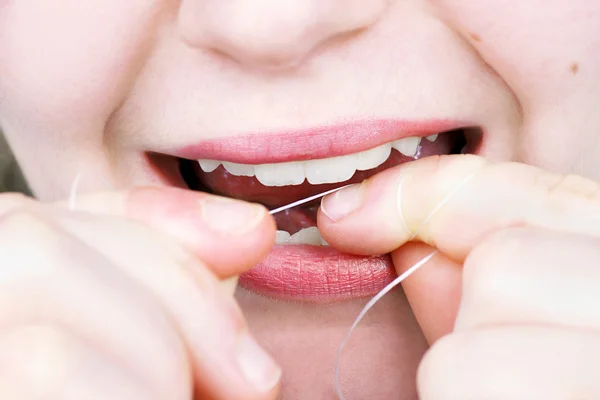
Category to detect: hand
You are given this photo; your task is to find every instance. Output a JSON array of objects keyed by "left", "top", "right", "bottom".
[
  {"left": 0, "top": 187, "right": 280, "bottom": 400},
  {"left": 318, "top": 154, "right": 600, "bottom": 399}
]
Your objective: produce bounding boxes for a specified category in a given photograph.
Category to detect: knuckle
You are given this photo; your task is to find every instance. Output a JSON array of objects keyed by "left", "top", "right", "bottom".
[
  {"left": 462, "top": 227, "right": 529, "bottom": 305},
  {"left": 418, "top": 333, "right": 462, "bottom": 393},
  {"left": 0, "top": 207, "right": 70, "bottom": 286},
  {"left": 0, "top": 192, "right": 32, "bottom": 204},
  {"left": 547, "top": 173, "right": 600, "bottom": 200},
  {"left": 0, "top": 325, "right": 73, "bottom": 398},
  {"left": 0, "top": 192, "right": 34, "bottom": 215},
  {"left": 535, "top": 170, "right": 600, "bottom": 213},
  {"left": 0, "top": 207, "right": 59, "bottom": 250},
  {"left": 0, "top": 209, "right": 80, "bottom": 330}
]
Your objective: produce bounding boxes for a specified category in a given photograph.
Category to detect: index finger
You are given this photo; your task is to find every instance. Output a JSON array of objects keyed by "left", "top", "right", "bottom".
[
  {"left": 317, "top": 154, "right": 600, "bottom": 262},
  {"left": 54, "top": 187, "right": 276, "bottom": 278}
]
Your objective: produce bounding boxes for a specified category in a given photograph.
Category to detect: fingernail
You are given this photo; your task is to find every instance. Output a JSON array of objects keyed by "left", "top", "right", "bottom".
[
  {"left": 320, "top": 183, "right": 364, "bottom": 222},
  {"left": 201, "top": 198, "right": 265, "bottom": 235},
  {"left": 237, "top": 333, "right": 281, "bottom": 392}
]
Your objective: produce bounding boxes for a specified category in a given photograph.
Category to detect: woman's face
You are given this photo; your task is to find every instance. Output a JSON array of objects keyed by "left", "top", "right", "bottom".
[{"left": 2, "top": 1, "right": 600, "bottom": 398}]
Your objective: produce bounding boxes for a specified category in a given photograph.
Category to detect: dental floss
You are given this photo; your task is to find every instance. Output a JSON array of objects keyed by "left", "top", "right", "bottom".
[
  {"left": 398, "top": 171, "right": 478, "bottom": 236},
  {"left": 269, "top": 185, "right": 352, "bottom": 215},
  {"left": 67, "top": 169, "right": 111, "bottom": 211},
  {"left": 67, "top": 175, "right": 471, "bottom": 396},
  {"left": 334, "top": 251, "right": 437, "bottom": 400},
  {"left": 69, "top": 173, "right": 474, "bottom": 397},
  {"left": 267, "top": 185, "right": 441, "bottom": 399},
  {"left": 225, "top": 187, "right": 352, "bottom": 295},
  {"left": 334, "top": 172, "right": 478, "bottom": 399},
  {"left": 68, "top": 172, "right": 84, "bottom": 210}
]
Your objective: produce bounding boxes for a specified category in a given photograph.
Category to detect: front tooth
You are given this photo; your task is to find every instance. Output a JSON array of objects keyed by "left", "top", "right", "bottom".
[
  {"left": 426, "top": 134, "right": 439, "bottom": 142},
  {"left": 355, "top": 143, "right": 392, "bottom": 171},
  {"left": 392, "top": 136, "right": 421, "bottom": 157},
  {"left": 222, "top": 162, "right": 255, "bottom": 177},
  {"left": 255, "top": 161, "right": 305, "bottom": 187},
  {"left": 275, "top": 230, "right": 292, "bottom": 245},
  {"left": 304, "top": 153, "right": 357, "bottom": 185},
  {"left": 290, "top": 227, "right": 324, "bottom": 246},
  {"left": 198, "top": 160, "right": 221, "bottom": 173}
]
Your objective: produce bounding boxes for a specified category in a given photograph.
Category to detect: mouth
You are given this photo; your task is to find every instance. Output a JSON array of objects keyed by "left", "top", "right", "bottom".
[{"left": 151, "top": 120, "right": 481, "bottom": 303}]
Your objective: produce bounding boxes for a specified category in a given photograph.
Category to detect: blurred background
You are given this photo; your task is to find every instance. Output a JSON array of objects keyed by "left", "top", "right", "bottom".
[{"left": 0, "top": 133, "right": 31, "bottom": 195}]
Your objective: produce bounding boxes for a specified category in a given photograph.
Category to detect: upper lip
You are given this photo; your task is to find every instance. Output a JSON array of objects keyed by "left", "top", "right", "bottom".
[{"left": 168, "top": 119, "right": 469, "bottom": 163}]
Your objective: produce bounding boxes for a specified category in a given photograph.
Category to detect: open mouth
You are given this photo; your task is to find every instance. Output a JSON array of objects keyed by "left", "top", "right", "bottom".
[
  {"left": 181, "top": 128, "right": 477, "bottom": 240},
  {"left": 151, "top": 122, "right": 481, "bottom": 302}
]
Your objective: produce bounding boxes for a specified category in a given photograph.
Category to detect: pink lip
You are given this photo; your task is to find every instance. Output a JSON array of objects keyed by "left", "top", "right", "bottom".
[
  {"left": 239, "top": 245, "right": 396, "bottom": 303},
  {"left": 174, "top": 119, "right": 465, "bottom": 163},
  {"left": 171, "top": 119, "right": 463, "bottom": 302}
]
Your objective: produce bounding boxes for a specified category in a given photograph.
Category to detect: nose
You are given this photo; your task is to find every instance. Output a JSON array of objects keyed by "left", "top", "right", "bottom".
[{"left": 178, "top": 0, "right": 387, "bottom": 69}]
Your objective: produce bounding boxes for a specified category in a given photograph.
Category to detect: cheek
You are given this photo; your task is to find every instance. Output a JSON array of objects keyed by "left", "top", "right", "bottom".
[
  {"left": 0, "top": 0, "right": 162, "bottom": 127},
  {"left": 432, "top": 0, "right": 600, "bottom": 176},
  {"left": 431, "top": 0, "right": 600, "bottom": 106}
]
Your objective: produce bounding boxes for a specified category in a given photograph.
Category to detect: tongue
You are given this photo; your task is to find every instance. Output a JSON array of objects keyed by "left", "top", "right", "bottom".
[{"left": 195, "top": 133, "right": 455, "bottom": 208}]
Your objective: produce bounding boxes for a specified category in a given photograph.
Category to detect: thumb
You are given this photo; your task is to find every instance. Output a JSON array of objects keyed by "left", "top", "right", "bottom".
[
  {"left": 317, "top": 154, "right": 600, "bottom": 342},
  {"left": 392, "top": 243, "right": 462, "bottom": 344}
]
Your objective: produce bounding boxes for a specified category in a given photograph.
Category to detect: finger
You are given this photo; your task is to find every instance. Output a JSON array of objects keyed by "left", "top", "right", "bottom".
[
  {"left": 318, "top": 154, "right": 600, "bottom": 262},
  {"left": 57, "top": 187, "right": 276, "bottom": 278},
  {"left": 418, "top": 326, "right": 600, "bottom": 400},
  {"left": 391, "top": 243, "right": 461, "bottom": 343},
  {"left": 0, "top": 326, "right": 155, "bottom": 399},
  {"left": 0, "top": 192, "right": 36, "bottom": 213},
  {"left": 54, "top": 209, "right": 281, "bottom": 399},
  {"left": 455, "top": 227, "right": 600, "bottom": 332},
  {"left": 0, "top": 209, "right": 191, "bottom": 399}
]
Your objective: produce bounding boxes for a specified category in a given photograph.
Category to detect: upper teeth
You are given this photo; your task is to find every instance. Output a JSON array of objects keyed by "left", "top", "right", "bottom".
[{"left": 198, "top": 135, "right": 436, "bottom": 187}]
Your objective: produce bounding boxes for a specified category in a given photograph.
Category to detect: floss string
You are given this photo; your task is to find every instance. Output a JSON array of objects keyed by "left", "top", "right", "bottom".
[
  {"left": 334, "top": 171, "right": 478, "bottom": 400},
  {"left": 67, "top": 169, "right": 113, "bottom": 211},
  {"left": 334, "top": 250, "right": 437, "bottom": 400},
  {"left": 68, "top": 172, "right": 84, "bottom": 211}
]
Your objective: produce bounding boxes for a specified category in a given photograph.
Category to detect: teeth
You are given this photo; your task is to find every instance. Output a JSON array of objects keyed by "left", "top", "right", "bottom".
[
  {"left": 275, "top": 230, "right": 292, "bottom": 244},
  {"left": 275, "top": 227, "right": 328, "bottom": 246},
  {"left": 355, "top": 143, "right": 392, "bottom": 171},
  {"left": 222, "top": 162, "right": 255, "bottom": 177},
  {"left": 197, "top": 136, "right": 427, "bottom": 186},
  {"left": 255, "top": 161, "right": 305, "bottom": 187},
  {"left": 290, "top": 227, "right": 324, "bottom": 246},
  {"left": 392, "top": 136, "right": 421, "bottom": 157},
  {"left": 304, "top": 153, "right": 357, "bottom": 185},
  {"left": 199, "top": 160, "right": 221, "bottom": 173},
  {"left": 426, "top": 134, "right": 439, "bottom": 142}
]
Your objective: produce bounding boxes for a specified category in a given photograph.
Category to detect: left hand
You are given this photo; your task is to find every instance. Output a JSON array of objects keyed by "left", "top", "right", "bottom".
[{"left": 317, "top": 154, "right": 600, "bottom": 399}]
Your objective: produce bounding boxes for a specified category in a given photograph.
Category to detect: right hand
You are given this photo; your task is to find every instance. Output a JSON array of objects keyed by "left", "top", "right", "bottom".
[{"left": 0, "top": 187, "right": 280, "bottom": 400}]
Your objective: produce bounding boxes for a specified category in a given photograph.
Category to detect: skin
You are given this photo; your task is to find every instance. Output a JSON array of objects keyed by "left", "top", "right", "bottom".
[
  {"left": 1, "top": 1, "right": 600, "bottom": 399},
  {"left": 319, "top": 155, "right": 600, "bottom": 398}
]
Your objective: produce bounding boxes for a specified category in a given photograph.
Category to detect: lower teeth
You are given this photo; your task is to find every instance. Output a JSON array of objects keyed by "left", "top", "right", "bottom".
[{"left": 276, "top": 227, "right": 329, "bottom": 246}]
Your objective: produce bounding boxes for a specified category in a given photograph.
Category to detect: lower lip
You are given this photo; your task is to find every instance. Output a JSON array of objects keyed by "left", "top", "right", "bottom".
[{"left": 238, "top": 245, "right": 396, "bottom": 303}]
